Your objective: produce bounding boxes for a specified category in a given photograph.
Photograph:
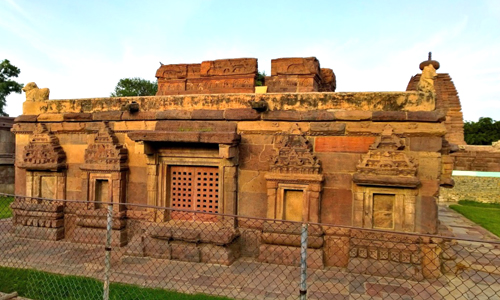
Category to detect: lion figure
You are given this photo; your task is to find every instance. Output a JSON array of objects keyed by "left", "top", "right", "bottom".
[
  {"left": 417, "top": 64, "right": 437, "bottom": 92},
  {"left": 22, "top": 82, "right": 50, "bottom": 102}
]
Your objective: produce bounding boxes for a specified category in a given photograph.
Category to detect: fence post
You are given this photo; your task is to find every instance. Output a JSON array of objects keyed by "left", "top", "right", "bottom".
[
  {"left": 300, "top": 223, "right": 308, "bottom": 300},
  {"left": 103, "top": 200, "right": 113, "bottom": 300}
]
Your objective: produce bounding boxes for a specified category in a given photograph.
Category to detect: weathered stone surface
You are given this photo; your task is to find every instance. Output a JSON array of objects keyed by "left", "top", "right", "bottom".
[
  {"left": 261, "top": 232, "right": 324, "bottom": 248},
  {"left": 372, "top": 111, "right": 406, "bottom": 121},
  {"left": 144, "top": 236, "right": 171, "bottom": 259},
  {"left": 224, "top": 108, "right": 260, "bottom": 120},
  {"left": 63, "top": 113, "right": 93, "bottom": 122},
  {"left": 191, "top": 109, "right": 225, "bottom": 120},
  {"left": 199, "top": 243, "right": 239, "bottom": 265},
  {"left": 408, "top": 136, "right": 442, "bottom": 152},
  {"left": 14, "top": 115, "right": 38, "bottom": 122},
  {"left": 156, "top": 110, "right": 192, "bottom": 120},
  {"left": 309, "top": 122, "right": 345, "bottom": 135},
  {"left": 323, "top": 236, "right": 349, "bottom": 267},
  {"left": 320, "top": 188, "right": 352, "bottom": 225},
  {"left": 170, "top": 241, "right": 200, "bottom": 262},
  {"left": 258, "top": 244, "right": 324, "bottom": 269},
  {"left": 93, "top": 111, "right": 123, "bottom": 121},
  {"left": 12, "top": 225, "right": 64, "bottom": 241},
  {"left": 315, "top": 136, "right": 376, "bottom": 153}
]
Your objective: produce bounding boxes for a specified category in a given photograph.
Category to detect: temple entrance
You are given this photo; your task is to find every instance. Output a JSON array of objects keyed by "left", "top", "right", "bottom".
[{"left": 169, "top": 166, "right": 219, "bottom": 222}]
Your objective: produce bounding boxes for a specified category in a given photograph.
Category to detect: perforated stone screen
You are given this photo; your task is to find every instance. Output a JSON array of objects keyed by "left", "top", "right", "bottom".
[{"left": 170, "top": 166, "right": 219, "bottom": 222}]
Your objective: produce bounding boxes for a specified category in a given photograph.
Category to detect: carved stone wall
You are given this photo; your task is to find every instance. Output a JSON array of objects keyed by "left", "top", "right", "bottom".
[
  {"left": 156, "top": 58, "right": 257, "bottom": 95},
  {"left": 73, "top": 122, "right": 129, "bottom": 246},
  {"left": 0, "top": 117, "right": 15, "bottom": 194},
  {"left": 12, "top": 123, "right": 67, "bottom": 240}
]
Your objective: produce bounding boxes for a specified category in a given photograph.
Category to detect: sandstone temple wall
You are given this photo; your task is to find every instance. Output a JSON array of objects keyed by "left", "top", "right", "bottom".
[
  {"left": 0, "top": 117, "right": 15, "bottom": 194},
  {"left": 11, "top": 57, "right": 451, "bottom": 274}
]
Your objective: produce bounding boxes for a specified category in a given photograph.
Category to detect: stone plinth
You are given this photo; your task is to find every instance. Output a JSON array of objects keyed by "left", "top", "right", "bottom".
[{"left": 11, "top": 200, "right": 65, "bottom": 240}]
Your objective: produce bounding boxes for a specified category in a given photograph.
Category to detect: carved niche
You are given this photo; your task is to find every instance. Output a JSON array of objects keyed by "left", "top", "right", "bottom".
[
  {"left": 75, "top": 122, "right": 128, "bottom": 246},
  {"left": 80, "top": 121, "right": 128, "bottom": 209},
  {"left": 352, "top": 125, "right": 419, "bottom": 232},
  {"left": 265, "top": 124, "right": 323, "bottom": 222},
  {"left": 12, "top": 123, "right": 66, "bottom": 240},
  {"left": 353, "top": 125, "right": 419, "bottom": 188}
]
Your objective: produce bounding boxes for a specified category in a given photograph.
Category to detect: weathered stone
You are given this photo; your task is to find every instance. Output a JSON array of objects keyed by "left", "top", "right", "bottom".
[
  {"left": 14, "top": 115, "right": 38, "bottom": 122},
  {"left": 156, "top": 110, "right": 192, "bottom": 120},
  {"left": 224, "top": 108, "right": 260, "bottom": 120},
  {"left": 372, "top": 111, "right": 406, "bottom": 121},
  {"left": 191, "top": 110, "right": 225, "bottom": 120},
  {"left": 258, "top": 244, "right": 324, "bottom": 269},
  {"left": 199, "top": 243, "right": 239, "bottom": 265},
  {"left": 170, "top": 241, "right": 200, "bottom": 262},
  {"left": 63, "top": 113, "right": 93, "bottom": 122},
  {"left": 93, "top": 111, "right": 123, "bottom": 121},
  {"left": 261, "top": 232, "right": 324, "bottom": 248},
  {"left": 315, "top": 136, "right": 376, "bottom": 153}
]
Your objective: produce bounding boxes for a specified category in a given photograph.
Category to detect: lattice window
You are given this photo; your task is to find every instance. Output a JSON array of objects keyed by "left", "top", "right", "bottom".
[{"left": 170, "top": 166, "right": 219, "bottom": 222}]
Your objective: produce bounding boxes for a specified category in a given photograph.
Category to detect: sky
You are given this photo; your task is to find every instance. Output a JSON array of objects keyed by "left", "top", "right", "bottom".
[{"left": 1, "top": 0, "right": 500, "bottom": 121}]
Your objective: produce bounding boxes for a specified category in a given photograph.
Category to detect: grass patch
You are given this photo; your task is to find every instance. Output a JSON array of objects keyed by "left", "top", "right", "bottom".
[
  {"left": 0, "top": 266, "right": 232, "bottom": 300},
  {"left": 450, "top": 200, "right": 500, "bottom": 237},
  {"left": 0, "top": 196, "right": 13, "bottom": 219}
]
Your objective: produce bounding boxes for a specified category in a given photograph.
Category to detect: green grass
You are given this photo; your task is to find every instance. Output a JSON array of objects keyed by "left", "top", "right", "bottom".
[
  {"left": 450, "top": 200, "right": 500, "bottom": 237},
  {"left": 0, "top": 196, "right": 13, "bottom": 219},
  {"left": 0, "top": 266, "right": 232, "bottom": 300}
]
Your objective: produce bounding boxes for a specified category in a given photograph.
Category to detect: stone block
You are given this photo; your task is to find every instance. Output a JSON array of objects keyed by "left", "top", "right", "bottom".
[
  {"left": 171, "top": 225, "right": 200, "bottom": 242},
  {"left": 258, "top": 244, "right": 323, "bottom": 269},
  {"left": 37, "top": 113, "right": 64, "bottom": 122},
  {"left": 309, "top": 122, "right": 345, "bottom": 135},
  {"left": 323, "top": 173, "right": 352, "bottom": 189},
  {"left": 199, "top": 243, "right": 239, "bottom": 265},
  {"left": 262, "top": 221, "right": 323, "bottom": 236},
  {"left": 14, "top": 115, "right": 38, "bottom": 122},
  {"left": 409, "top": 136, "right": 442, "bottom": 152},
  {"left": 315, "top": 153, "right": 360, "bottom": 173},
  {"left": 333, "top": 111, "right": 372, "bottom": 121},
  {"left": 224, "top": 108, "right": 260, "bottom": 120},
  {"left": 121, "top": 111, "right": 157, "bottom": 120},
  {"left": 315, "top": 136, "right": 376, "bottom": 153},
  {"left": 323, "top": 236, "right": 350, "bottom": 267},
  {"left": 63, "top": 113, "right": 92, "bottom": 122},
  {"left": 320, "top": 188, "right": 353, "bottom": 226},
  {"left": 347, "top": 257, "right": 423, "bottom": 281},
  {"left": 199, "top": 228, "right": 238, "bottom": 245},
  {"left": 238, "top": 144, "right": 274, "bottom": 171},
  {"left": 262, "top": 110, "right": 302, "bottom": 121},
  {"left": 12, "top": 225, "right": 64, "bottom": 241},
  {"left": 421, "top": 244, "right": 441, "bottom": 279},
  {"left": 71, "top": 226, "right": 127, "bottom": 247},
  {"left": 144, "top": 236, "right": 171, "bottom": 259},
  {"left": 170, "top": 241, "right": 200, "bottom": 262},
  {"left": 372, "top": 111, "right": 406, "bottom": 121},
  {"left": 261, "top": 232, "right": 324, "bottom": 248},
  {"left": 301, "top": 111, "right": 335, "bottom": 121},
  {"left": 156, "top": 110, "right": 192, "bottom": 120},
  {"left": 200, "top": 58, "right": 257, "bottom": 76},
  {"left": 406, "top": 111, "right": 446, "bottom": 122},
  {"left": 93, "top": 111, "right": 123, "bottom": 121},
  {"left": 238, "top": 228, "right": 261, "bottom": 257},
  {"left": 237, "top": 191, "right": 267, "bottom": 219},
  {"left": 191, "top": 110, "right": 224, "bottom": 120},
  {"left": 270, "top": 57, "right": 320, "bottom": 76}
]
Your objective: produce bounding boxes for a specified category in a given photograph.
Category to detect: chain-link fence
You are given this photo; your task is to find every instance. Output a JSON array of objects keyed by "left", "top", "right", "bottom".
[{"left": 1, "top": 193, "right": 499, "bottom": 300}]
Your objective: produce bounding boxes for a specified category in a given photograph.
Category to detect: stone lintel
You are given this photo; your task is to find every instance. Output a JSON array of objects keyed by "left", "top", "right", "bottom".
[
  {"left": 353, "top": 174, "right": 420, "bottom": 188},
  {"left": 128, "top": 131, "right": 240, "bottom": 145}
]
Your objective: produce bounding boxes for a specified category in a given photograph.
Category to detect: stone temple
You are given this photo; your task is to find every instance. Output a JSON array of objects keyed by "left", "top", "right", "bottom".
[{"left": 11, "top": 56, "right": 457, "bottom": 269}]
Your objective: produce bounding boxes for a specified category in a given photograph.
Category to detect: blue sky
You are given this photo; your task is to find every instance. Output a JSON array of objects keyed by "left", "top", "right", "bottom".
[{"left": 1, "top": 0, "right": 499, "bottom": 121}]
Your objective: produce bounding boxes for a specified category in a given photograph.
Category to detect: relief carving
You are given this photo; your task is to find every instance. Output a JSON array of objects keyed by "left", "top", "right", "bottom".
[
  {"left": 19, "top": 123, "right": 66, "bottom": 171},
  {"left": 200, "top": 58, "right": 257, "bottom": 76},
  {"left": 81, "top": 122, "right": 128, "bottom": 171},
  {"left": 271, "top": 57, "right": 321, "bottom": 76},
  {"left": 270, "top": 124, "right": 321, "bottom": 175},
  {"left": 354, "top": 125, "right": 419, "bottom": 187}
]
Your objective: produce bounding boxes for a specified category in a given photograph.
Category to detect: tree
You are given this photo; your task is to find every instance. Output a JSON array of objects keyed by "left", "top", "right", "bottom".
[
  {"left": 464, "top": 117, "right": 500, "bottom": 145},
  {"left": 110, "top": 77, "right": 158, "bottom": 97},
  {"left": 0, "top": 59, "right": 23, "bottom": 116}
]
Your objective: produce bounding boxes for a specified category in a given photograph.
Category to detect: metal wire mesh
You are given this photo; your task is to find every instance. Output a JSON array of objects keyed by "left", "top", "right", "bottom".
[{"left": 0, "top": 193, "right": 499, "bottom": 300}]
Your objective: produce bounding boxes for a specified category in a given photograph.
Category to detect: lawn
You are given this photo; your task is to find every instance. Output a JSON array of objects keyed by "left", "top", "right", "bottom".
[
  {"left": 0, "top": 196, "right": 13, "bottom": 219},
  {"left": 449, "top": 200, "right": 500, "bottom": 237},
  {"left": 0, "top": 266, "right": 232, "bottom": 300}
]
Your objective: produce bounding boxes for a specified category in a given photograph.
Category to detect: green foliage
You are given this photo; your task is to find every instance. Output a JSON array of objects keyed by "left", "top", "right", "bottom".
[
  {"left": 0, "top": 196, "right": 13, "bottom": 219},
  {"left": 464, "top": 117, "right": 500, "bottom": 145},
  {"left": 450, "top": 200, "right": 500, "bottom": 237},
  {"left": 0, "top": 266, "right": 233, "bottom": 300},
  {"left": 0, "top": 59, "right": 23, "bottom": 116},
  {"left": 110, "top": 77, "right": 158, "bottom": 97},
  {"left": 255, "top": 71, "right": 266, "bottom": 86}
]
